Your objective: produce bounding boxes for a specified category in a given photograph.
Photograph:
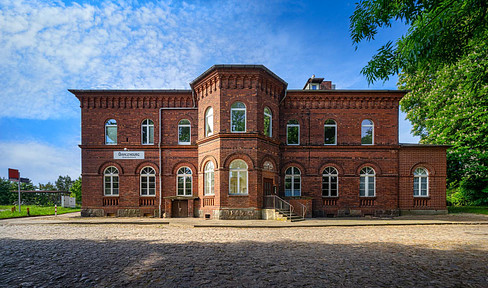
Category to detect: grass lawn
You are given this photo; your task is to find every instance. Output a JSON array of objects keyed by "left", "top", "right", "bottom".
[
  {"left": 448, "top": 206, "right": 488, "bottom": 215},
  {"left": 0, "top": 205, "right": 80, "bottom": 219}
]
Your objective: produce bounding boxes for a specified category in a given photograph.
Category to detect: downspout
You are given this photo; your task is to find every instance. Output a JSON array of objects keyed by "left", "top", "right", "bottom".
[{"left": 158, "top": 88, "right": 198, "bottom": 218}]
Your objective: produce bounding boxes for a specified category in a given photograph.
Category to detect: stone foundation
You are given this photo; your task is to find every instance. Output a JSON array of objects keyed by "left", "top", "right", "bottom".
[
  {"left": 81, "top": 208, "right": 104, "bottom": 217},
  {"left": 215, "top": 208, "right": 262, "bottom": 220},
  {"left": 400, "top": 209, "right": 448, "bottom": 215}
]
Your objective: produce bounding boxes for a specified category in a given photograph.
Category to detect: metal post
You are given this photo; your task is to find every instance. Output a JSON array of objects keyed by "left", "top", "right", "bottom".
[{"left": 18, "top": 174, "right": 21, "bottom": 213}]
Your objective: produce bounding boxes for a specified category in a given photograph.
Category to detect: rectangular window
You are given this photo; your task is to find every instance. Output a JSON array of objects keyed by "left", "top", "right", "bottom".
[
  {"left": 231, "top": 110, "right": 246, "bottom": 132},
  {"left": 106, "top": 126, "right": 117, "bottom": 144},
  {"left": 178, "top": 126, "right": 190, "bottom": 144},
  {"left": 414, "top": 177, "right": 419, "bottom": 196},
  {"left": 264, "top": 115, "right": 271, "bottom": 137},
  {"left": 360, "top": 176, "right": 366, "bottom": 197},
  {"left": 287, "top": 126, "right": 299, "bottom": 145},
  {"left": 285, "top": 177, "right": 292, "bottom": 196},
  {"left": 229, "top": 171, "right": 238, "bottom": 194},
  {"left": 330, "top": 176, "right": 338, "bottom": 196},
  {"left": 361, "top": 126, "right": 373, "bottom": 145},
  {"left": 324, "top": 126, "right": 336, "bottom": 145}
]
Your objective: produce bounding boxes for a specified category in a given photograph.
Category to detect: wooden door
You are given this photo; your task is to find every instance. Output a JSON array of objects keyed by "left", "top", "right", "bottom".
[
  {"left": 171, "top": 200, "right": 188, "bottom": 217},
  {"left": 263, "top": 178, "right": 274, "bottom": 195}
]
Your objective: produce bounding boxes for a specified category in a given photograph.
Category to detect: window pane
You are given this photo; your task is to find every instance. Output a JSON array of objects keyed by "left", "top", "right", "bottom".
[
  {"left": 179, "top": 126, "right": 190, "bottom": 143},
  {"left": 368, "top": 177, "right": 374, "bottom": 196},
  {"left": 230, "top": 171, "right": 238, "bottom": 194},
  {"left": 178, "top": 177, "right": 184, "bottom": 190},
  {"left": 106, "top": 126, "right": 117, "bottom": 144},
  {"left": 360, "top": 176, "right": 365, "bottom": 196},
  {"left": 231, "top": 110, "right": 246, "bottom": 132},
  {"left": 142, "top": 127, "right": 147, "bottom": 144},
  {"left": 287, "top": 126, "right": 299, "bottom": 144},
  {"left": 149, "top": 126, "right": 154, "bottom": 144},
  {"left": 361, "top": 126, "right": 373, "bottom": 144},
  {"left": 149, "top": 188, "right": 155, "bottom": 195},
  {"left": 113, "top": 188, "right": 118, "bottom": 195},
  {"left": 324, "top": 126, "right": 336, "bottom": 144},
  {"left": 264, "top": 114, "right": 271, "bottom": 136},
  {"left": 285, "top": 177, "right": 292, "bottom": 196},
  {"left": 239, "top": 171, "right": 247, "bottom": 194},
  {"left": 414, "top": 178, "right": 419, "bottom": 195}
]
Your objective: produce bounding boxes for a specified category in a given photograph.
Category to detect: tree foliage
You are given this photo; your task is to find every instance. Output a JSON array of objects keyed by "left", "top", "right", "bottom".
[
  {"left": 70, "top": 177, "right": 82, "bottom": 204},
  {"left": 55, "top": 175, "right": 73, "bottom": 192},
  {"left": 350, "top": 0, "right": 488, "bottom": 204}
]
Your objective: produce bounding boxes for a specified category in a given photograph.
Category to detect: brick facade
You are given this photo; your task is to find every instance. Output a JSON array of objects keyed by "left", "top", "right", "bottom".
[{"left": 71, "top": 65, "right": 448, "bottom": 219}]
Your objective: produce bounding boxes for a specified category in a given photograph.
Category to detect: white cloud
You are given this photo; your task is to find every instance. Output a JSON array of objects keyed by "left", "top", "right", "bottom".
[
  {"left": 0, "top": 140, "right": 80, "bottom": 185},
  {"left": 0, "top": 0, "right": 295, "bottom": 120}
]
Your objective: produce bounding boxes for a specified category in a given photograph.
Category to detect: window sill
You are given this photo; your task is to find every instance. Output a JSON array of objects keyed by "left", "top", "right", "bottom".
[
  {"left": 104, "top": 195, "right": 119, "bottom": 197},
  {"left": 414, "top": 196, "right": 430, "bottom": 199},
  {"left": 322, "top": 196, "right": 339, "bottom": 198},
  {"left": 228, "top": 194, "right": 249, "bottom": 197},
  {"left": 178, "top": 143, "right": 191, "bottom": 145},
  {"left": 140, "top": 195, "right": 156, "bottom": 197},
  {"left": 324, "top": 144, "right": 337, "bottom": 146},
  {"left": 231, "top": 131, "right": 247, "bottom": 133},
  {"left": 142, "top": 143, "right": 155, "bottom": 146},
  {"left": 359, "top": 196, "right": 376, "bottom": 199}
]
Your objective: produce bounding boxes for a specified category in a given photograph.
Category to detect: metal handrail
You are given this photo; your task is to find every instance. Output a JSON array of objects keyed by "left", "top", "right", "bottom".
[
  {"left": 265, "top": 195, "right": 294, "bottom": 221},
  {"left": 296, "top": 202, "right": 307, "bottom": 220}
]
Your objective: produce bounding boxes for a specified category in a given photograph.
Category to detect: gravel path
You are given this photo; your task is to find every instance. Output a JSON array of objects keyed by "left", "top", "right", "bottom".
[{"left": 1, "top": 223, "right": 487, "bottom": 287}]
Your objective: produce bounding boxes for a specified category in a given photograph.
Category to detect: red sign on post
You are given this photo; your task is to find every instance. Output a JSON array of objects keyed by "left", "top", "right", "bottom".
[{"left": 8, "top": 168, "right": 19, "bottom": 181}]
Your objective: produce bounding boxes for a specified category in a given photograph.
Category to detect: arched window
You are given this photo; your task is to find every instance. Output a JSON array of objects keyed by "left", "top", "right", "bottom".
[
  {"left": 204, "top": 161, "right": 215, "bottom": 196},
  {"left": 105, "top": 119, "right": 117, "bottom": 145},
  {"left": 104, "top": 167, "right": 119, "bottom": 196},
  {"left": 287, "top": 120, "right": 300, "bottom": 145},
  {"left": 285, "top": 167, "right": 301, "bottom": 196},
  {"left": 324, "top": 119, "right": 337, "bottom": 145},
  {"left": 140, "top": 167, "right": 156, "bottom": 196},
  {"left": 178, "top": 119, "right": 191, "bottom": 145},
  {"left": 414, "top": 167, "right": 429, "bottom": 197},
  {"left": 141, "top": 119, "right": 154, "bottom": 145},
  {"left": 231, "top": 102, "right": 246, "bottom": 132},
  {"left": 264, "top": 107, "right": 272, "bottom": 137},
  {"left": 360, "top": 167, "right": 375, "bottom": 197},
  {"left": 229, "top": 160, "right": 248, "bottom": 195},
  {"left": 205, "top": 107, "right": 213, "bottom": 137},
  {"left": 361, "top": 119, "right": 374, "bottom": 145},
  {"left": 322, "top": 167, "right": 338, "bottom": 197},
  {"left": 177, "top": 167, "right": 192, "bottom": 196},
  {"left": 263, "top": 161, "right": 274, "bottom": 171}
]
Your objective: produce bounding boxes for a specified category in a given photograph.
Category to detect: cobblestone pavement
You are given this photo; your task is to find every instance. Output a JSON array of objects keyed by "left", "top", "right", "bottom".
[{"left": 1, "top": 223, "right": 487, "bottom": 287}]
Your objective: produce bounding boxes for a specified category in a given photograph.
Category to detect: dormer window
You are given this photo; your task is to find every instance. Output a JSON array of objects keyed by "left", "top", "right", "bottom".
[{"left": 311, "top": 84, "right": 318, "bottom": 90}]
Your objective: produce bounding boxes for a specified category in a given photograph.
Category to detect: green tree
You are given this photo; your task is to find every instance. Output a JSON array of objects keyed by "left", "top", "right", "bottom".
[
  {"left": 55, "top": 175, "right": 73, "bottom": 192},
  {"left": 70, "top": 177, "right": 82, "bottom": 205},
  {"left": 350, "top": 0, "right": 488, "bottom": 205},
  {"left": 0, "top": 178, "right": 16, "bottom": 205}
]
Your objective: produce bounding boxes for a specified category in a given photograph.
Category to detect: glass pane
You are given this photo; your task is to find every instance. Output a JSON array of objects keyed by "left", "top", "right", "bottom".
[
  {"left": 230, "top": 160, "right": 247, "bottom": 169},
  {"left": 368, "top": 177, "right": 374, "bottom": 196},
  {"left": 149, "top": 126, "right": 154, "bottom": 144},
  {"left": 179, "top": 119, "right": 190, "bottom": 125},
  {"left": 413, "top": 178, "right": 419, "bottom": 195},
  {"left": 177, "top": 188, "right": 183, "bottom": 196},
  {"left": 324, "top": 126, "right": 335, "bottom": 144},
  {"left": 330, "top": 189, "right": 337, "bottom": 197},
  {"left": 287, "top": 126, "right": 299, "bottom": 144},
  {"left": 113, "top": 188, "right": 118, "bottom": 195},
  {"left": 149, "top": 177, "right": 155, "bottom": 188},
  {"left": 178, "top": 177, "right": 184, "bottom": 189},
  {"left": 229, "top": 171, "right": 237, "bottom": 194},
  {"left": 361, "top": 126, "right": 373, "bottom": 144},
  {"left": 232, "top": 102, "right": 246, "bottom": 108},
  {"left": 293, "top": 167, "right": 300, "bottom": 175},
  {"left": 106, "top": 126, "right": 117, "bottom": 144},
  {"left": 264, "top": 114, "right": 271, "bottom": 136},
  {"left": 142, "top": 127, "right": 147, "bottom": 144},
  {"left": 239, "top": 171, "right": 247, "bottom": 194},
  {"left": 360, "top": 177, "right": 365, "bottom": 196},
  {"left": 231, "top": 110, "right": 246, "bottom": 132},
  {"left": 141, "top": 188, "right": 147, "bottom": 195},
  {"left": 113, "top": 182, "right": 118, "bottom": 189},
  {"left": 149, "top": 188, "right": 155, "bottom": 195},
  {"left": 179, "top": 126, "right": 191, "bottom": 143}
]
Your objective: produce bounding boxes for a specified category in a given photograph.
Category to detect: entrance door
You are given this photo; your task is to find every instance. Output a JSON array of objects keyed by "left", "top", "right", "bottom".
[
  {"left": 171, "top": 200, "right": 188, "bottom": 217},
  {"left": 263, "top": 178, "right": 274, "bottom": 195}
]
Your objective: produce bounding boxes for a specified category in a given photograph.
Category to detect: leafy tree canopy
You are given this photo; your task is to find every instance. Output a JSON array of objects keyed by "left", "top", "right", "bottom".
[
  {"left": 55, "top": 175, "right": 73, "bottom": 192},
  {"left": 350, "top": 0, "right": 488, "bottom": 204}
]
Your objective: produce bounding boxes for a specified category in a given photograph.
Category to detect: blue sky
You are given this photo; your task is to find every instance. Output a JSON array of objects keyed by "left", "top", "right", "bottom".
[{"left": 0, "top": 0, "right": 419, "bottom": 185}]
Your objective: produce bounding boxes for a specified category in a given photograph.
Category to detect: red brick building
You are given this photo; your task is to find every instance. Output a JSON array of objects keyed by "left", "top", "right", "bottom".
[{"left": 71, "top": 65, "right": 447, "bottom": 219}]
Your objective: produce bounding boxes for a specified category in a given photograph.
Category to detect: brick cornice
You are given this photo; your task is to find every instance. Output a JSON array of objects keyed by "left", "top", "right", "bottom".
[
  {"left": 283, "top": 92, "right": 403, "bottom": 109},
  {"left": 73, "top": 92, "right": 193, "bottom": 109}
]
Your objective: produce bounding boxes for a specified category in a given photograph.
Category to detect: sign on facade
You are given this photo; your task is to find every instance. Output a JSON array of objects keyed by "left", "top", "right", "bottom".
[{"left": 114, "top": 151, "right": 145, "bottom": 159}]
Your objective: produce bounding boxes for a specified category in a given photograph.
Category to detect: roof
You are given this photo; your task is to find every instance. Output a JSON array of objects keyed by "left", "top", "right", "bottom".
[
  {"left": 189, "top": 64, "right": 288, "bottom": 87},
  {"left": 288, "top": 89, "right": 409, "bottom": 93},
  {"left": 68, "top": 89, "right": 191, "bottom": 94}
]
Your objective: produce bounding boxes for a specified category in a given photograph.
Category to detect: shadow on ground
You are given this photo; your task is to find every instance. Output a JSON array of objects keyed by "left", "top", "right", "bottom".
[{"left": 0, "top": 238, "right": 487, "bottom": 287}]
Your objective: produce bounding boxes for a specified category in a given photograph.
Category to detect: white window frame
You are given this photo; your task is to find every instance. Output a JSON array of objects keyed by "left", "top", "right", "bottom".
[
  {"left": 140, "top": 167, "right": 156, "bottom": 196},
  {"left": 229, "top": 160, "right": 248, "bottom": 195},
  {"left": 361, "top": 119, "right": 374, "bottom": 145},
  {"left": 264, "top": 107, "right": 272, "bottom": 137},
  {"left": 178, "top": 119, "right": 191, "bottom": 145},
  {"left": 360, "top": 167, "right": 376, "bottom": 197},
  {"left": 286, "top": 120, "right": 300, "bottom": 145},
  {"left": 105, "top": 119, "right": 117, "bottom": 145},
  {"left": 141, "top": 119, "right": 154, "bottom": 145},
  {"left": 231, "top": 102, "right": 246, "bottom": 133},
  {"left": 104, "top": 166, "right": 119, "bottom": 196},
  {"left": 176, "top": 167, "right": 192, "bottom": 196},
  {"left": 204, "top": 161, "right": 215, "bottom": 196},
  {"left": 322, "top": 167, "right": 338, "bottom": 197},
  {"left": 205, "top": 107, "right": 213, "bottom": 137},
  {"left": 414, "top": 167, "right": 429, "bottom": 197},
  {"left": 324, "top": 119, "right": 337, "bottom": 145},
  {"left": 285, "top": 167, "right": 301, "bottom": 196}
]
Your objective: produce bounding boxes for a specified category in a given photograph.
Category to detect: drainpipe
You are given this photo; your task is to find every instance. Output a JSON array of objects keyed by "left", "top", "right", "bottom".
[{"left": 158, "top": 88, "right": 198, "bottom": 218}]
